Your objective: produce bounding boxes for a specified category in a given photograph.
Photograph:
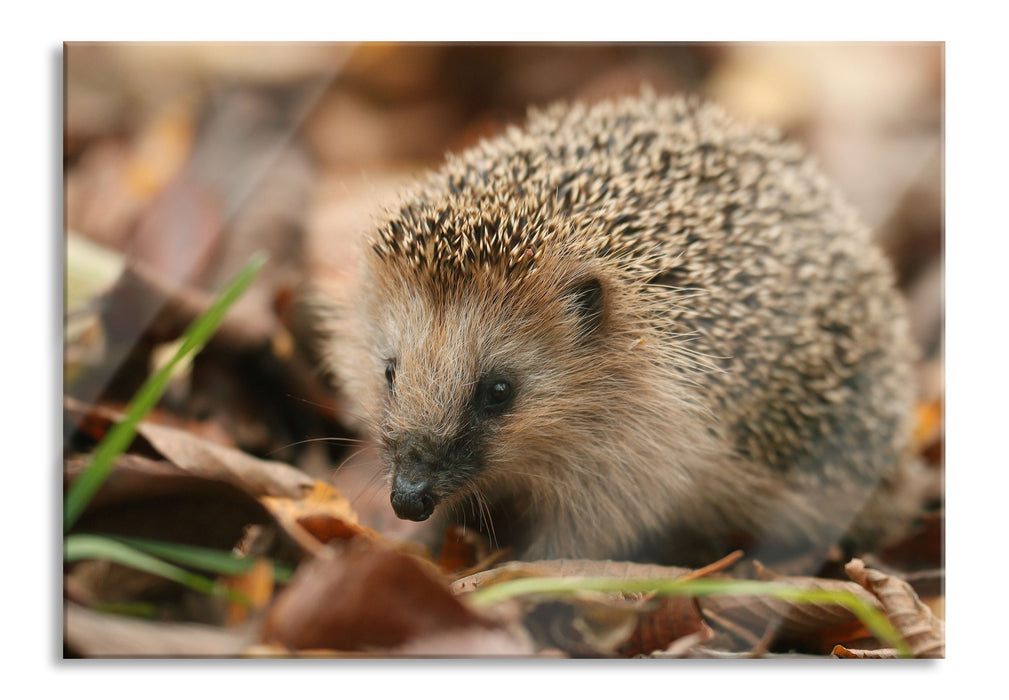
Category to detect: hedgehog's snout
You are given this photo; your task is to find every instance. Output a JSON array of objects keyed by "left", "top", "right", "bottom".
[
  {"left": 387, "top": 432, "right": 456, "bottom": 520},
  {"left": 391, "top": 473, "right": 438, "bottom": 521}
]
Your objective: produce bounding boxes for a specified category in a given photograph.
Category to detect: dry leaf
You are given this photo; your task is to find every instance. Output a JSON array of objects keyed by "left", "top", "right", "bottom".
[
  {"left": 261, "top": 481, "right": 365, "bottom": 537},
  {"left": 63, "top": 399, "right": 355, "bottom": 615},
  {"left": 135, "top": 419, "right": 314, "bottom": 498},
  {"left": 520, "top": 596, "right": 641, "bottom": 657},
  {"left": 452, "top": 558, "right": 710, "bottom": 657},
  {"left": 222, "top": 558, "right": 275, "bottom": 627},
  {"left": 62, "top": 450, "right": 301, "bottom": 618},
  {"left": 832, "top": 644, "right": 900, "bottom": 659},
  {"left": 845, "top": 558, "right": 945, "bottom": 658},
  {"left": 65, "top": 602, "right": 255, "bottom": 658},
  {"left": 617, "top": 593, "right": 712, "bottom": 657},
  {"left": 64, "top": 451, "right": 280, "bottom": 554},
  {"left": 437, "top": 525, "right": 488, "bottom": 573},
  {"left": 65, "top": 559, "right": 179, "bottom": 609},
  {"left": 262, "top": 540, "right": 499, "bottom": 652},
  {"left": 65, "top": 397, "right": 315, "bottom": 500},
  {"left": 452, "top": 558, "right": 694, "bottom": 594},
  {"left": 260, "top": 480, "right": 379, "bottom": 557},
  {"left": 698, "top": 561, "right": 884, "bottom": 653}
]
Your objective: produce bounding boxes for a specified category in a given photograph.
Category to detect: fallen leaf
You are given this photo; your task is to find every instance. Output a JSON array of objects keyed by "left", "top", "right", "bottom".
[
  {"left": 845, "top": 558, "right": 945, "bottom": 658},
  {"left": 452, "top": 558, "right": 694, "bottom": 594},
  {"left": 520, "top": 596, "right": 641, "bottom": 657},
  {"left": 261, "top": 540, "right": 500, "bottom": 653},
  {"left": 453, "top": 558, "right": 710, "bottom": 658},
  {"left": 831, "top": 644, "right": 900, "bottom": 659},
  {"left": 65, "top": 602, "right": 256, "bottom": 658},
  {"left": 260, "top": 480, "right": 379, "bottom": 557},
  {"left": 63, "top": 399, "right": 351, "bottom": 616},
  {"left": 699, "top": 561, "right": 884, "bottom": 654},
  {"left": 136, "top": 419, "right": 314, "bottom": 499},
  {"left": 64, "top": 451, "right": 279, "bottom": 553},
  {"left": 617, "top": 593, "right": 712, "bottom": 657},
  {"left": 222, "top": 558, "right": 275, "bottom": 627},
  {"left": 452, "top": 561, "right": 554, "bottom": 595},
  {"left": 438, "top": 525, "right": 487, "bottom": 573},
  {"left": 65, "top": 397, "right": 315, "bottom": 500}
]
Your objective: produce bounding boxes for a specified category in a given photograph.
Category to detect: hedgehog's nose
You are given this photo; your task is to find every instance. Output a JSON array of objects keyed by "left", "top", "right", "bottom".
[{"left": 391, "top": 474, "right": 437, "bottom": 521}]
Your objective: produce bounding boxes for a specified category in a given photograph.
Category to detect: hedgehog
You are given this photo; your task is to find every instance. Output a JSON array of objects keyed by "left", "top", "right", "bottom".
[{"left": 323, "top": 92, "right": 920, "bottom": 567}]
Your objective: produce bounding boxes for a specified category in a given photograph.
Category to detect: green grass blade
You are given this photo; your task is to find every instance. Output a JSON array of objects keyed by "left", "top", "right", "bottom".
[
  {"left": 467, "top": 575, "right": 911, "bottom": 658},
  {"left": 64, "top": 534, "right": 251, "bottom": 605},
  {"left": 105, "top": 535, "right": 293, "bottom": 582},
  {"left": 63, "top": 253, "right": 267, "bottom": 532}
]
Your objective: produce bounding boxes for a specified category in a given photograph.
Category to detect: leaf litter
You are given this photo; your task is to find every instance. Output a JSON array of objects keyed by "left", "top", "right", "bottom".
[
  {"left": 63, "top": 44, "right": 944, "bottom": 659},
  {"left": 63, "top": 357, "right": 944, "bottom": 658}
]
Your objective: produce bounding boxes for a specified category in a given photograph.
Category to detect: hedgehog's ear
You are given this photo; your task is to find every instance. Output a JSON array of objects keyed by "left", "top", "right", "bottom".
[{"left": 566, "top": 276, "right": 605, "bottom": 339}]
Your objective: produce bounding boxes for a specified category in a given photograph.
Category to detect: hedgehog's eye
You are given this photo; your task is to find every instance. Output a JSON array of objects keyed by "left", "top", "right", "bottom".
[
  {"left": 489, "top": 381, "right": 512, "bottom": 404},
  {"left": 480, "top": 377, "right": 514, "bottom": 413},
  {"left": 385, "top": 361, "right": 396, "bottom": 391}
]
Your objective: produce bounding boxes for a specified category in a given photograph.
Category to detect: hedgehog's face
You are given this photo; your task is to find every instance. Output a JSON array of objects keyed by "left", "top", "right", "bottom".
[{"left": 368, "top": 265, "right": 613, "bottom": 522}]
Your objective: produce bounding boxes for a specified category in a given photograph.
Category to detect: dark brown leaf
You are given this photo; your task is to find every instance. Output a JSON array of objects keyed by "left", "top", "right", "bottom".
[
  {"left": 262, "top": 541, "right": 500, "bottom": 652},
  {"left": 617, "top": 593, "right": 712, "bottom": 657}
]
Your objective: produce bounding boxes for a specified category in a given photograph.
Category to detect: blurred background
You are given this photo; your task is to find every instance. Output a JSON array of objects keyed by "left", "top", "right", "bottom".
[{"left": 63, "top": 42, "right": 944, "bottom": 534}]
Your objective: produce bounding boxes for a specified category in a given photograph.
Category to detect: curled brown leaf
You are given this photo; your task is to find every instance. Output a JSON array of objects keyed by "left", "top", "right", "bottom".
[{"left": 845, "top": 558, "right": 945, "bottom": 658}]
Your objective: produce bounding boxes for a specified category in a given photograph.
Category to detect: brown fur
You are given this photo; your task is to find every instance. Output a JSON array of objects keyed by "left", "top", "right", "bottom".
[{"left": 321, "top": 92, "right": 920, "bottom": 566}]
